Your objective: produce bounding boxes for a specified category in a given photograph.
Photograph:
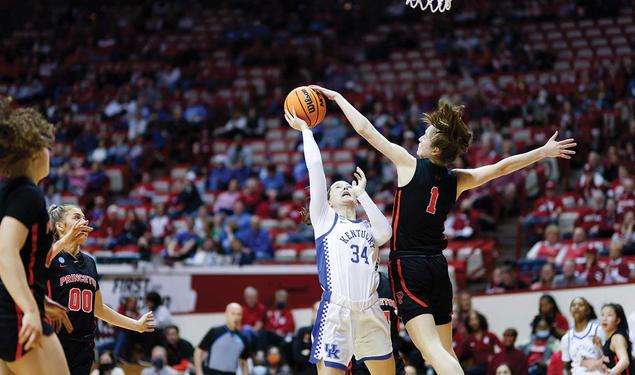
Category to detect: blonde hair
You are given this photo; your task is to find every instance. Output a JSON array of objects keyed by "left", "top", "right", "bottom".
[{"left": 48, "top": 204, "right": 79, "bottom": 241}]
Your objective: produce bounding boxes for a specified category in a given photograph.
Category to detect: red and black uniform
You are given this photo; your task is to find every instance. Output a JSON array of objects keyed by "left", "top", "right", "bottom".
[
  {"left": 0, "top": 177, "right": 54, "bottom": 362},
  {"left": 47, "top": 251, "right": 100, "bottom": 375},
  {"left": 603, "top": 331, "right": 634, "bottom": 374},
  {"left": 348, "top": 272, "right": 405, "bottom": 375},
  {"left": 388, "top": 159, "right": 457, "bottom": 325}
]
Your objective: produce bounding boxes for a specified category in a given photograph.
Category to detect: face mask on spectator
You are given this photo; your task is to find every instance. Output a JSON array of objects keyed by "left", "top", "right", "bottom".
[
  {"left": 276, "top": 302, "right": 286, "bottom": 310},
  {"left": 535, "top": 330, "right": 550, "bottom": 339},
  {"left": 99, "top": 363, "right": 115, "bottom": 372},
  {"left": 152, "top": 358, "right": 164, "bottom": 369},
  {"left": 267, "top": 353, "right": 281, "bottom": 365}
]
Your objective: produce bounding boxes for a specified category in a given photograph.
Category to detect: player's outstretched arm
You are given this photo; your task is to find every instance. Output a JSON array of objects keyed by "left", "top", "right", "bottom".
[
  {"left": 454, "top": 132, "right": 576, "bottom": 198},
  {"left": 310, "top": 85, "right": 416, "bottom": 171},
  {"left": 351, "top": 167, "right": 392, "bottom": 246},
  {"left": 94, "top": 290, "right": 156, "bottom": 333},
  {"left": 285, "top": 109, "right": 335, "bottom": 235}
]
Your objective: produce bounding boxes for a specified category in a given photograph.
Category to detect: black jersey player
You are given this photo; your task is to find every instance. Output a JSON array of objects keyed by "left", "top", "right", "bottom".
[
  {"left": 0, "top": 98, "right": 71, "bottom": 375},
  {"left": 47, "top": 204, "right": 155, "bottom": 375},
  {"left": 311, "top": 85, "right": 576, "bottom": 375},
  {"left": 348, "top": 272, "right": 405, "bottom": 375}
]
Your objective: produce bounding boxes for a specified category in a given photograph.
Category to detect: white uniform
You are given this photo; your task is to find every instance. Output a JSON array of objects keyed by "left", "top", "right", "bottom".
[
  {"left": 561, "top": 321, "right": 606, "bottom": 375},
  {"left": 301, "top": 129, "right": 393, "bottom": 370}
]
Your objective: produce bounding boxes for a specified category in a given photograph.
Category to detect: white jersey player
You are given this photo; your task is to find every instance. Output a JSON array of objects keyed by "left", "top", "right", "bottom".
[
  {"left": 285, "top": 110, "right": 395, "bottom": 375},
  {"left": 561, "top": 297, "right": 606, "bottom": 375}
]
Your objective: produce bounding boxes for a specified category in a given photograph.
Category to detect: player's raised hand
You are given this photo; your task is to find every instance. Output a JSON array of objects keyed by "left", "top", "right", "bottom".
[
  {"left": 542, "top": 131, "right": 576, "bottom": 159},
  {"left": 136, "top": 311, "right": 156, "bottom": 333},
  {"left": 44, "top": 296, "right": 73, "bottom": 334},
  {"left": 309, "top": 85, "right": 340, "bottom": 100},
  {"left": 284, "top": 109, "right": 309, "bottom": 131},
  {"left": 351, "top": 167, "right": 367, "bottom": 198}
]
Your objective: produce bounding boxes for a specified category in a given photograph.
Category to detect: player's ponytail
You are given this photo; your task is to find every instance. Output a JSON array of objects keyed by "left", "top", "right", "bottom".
[
  {"left": 48, "top": 204, "right": 77, "bottom": 241},
  {"left": 423, "top": 100, "right": 473, "bottom": 166}
]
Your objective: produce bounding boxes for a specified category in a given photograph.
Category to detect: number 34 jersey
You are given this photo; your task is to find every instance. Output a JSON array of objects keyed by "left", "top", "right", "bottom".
[
  {"left": 316, "top": 214, "right": 380, "bottom": 303},
  {"left": 47, "top": 251, "right": 100, "bottom": 342}
]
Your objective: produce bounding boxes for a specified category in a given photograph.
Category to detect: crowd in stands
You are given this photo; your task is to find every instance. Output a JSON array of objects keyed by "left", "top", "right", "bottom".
[{"left": 3, "top": 0, "right": 635, "bottom": 372}]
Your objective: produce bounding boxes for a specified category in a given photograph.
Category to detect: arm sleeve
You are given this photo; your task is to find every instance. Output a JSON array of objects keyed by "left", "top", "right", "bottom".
[
  {"left": 5, "top": 186, "right": 43, "bottom": 228},
  {"left": 198, "top": 328, "right": 217, "bottom": 350},
  {"left": 526, "top": 242, "right": 541, "bottom": 260},
  {"left": 357, "top": 192, "right": 392, "bottom": 246},
  {"left": 302, "top": 129, "right": 335, "bottom": 236}
]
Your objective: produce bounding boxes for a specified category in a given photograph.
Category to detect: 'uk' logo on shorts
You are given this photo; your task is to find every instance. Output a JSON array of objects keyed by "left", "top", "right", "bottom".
[{"left": 325, "top": 344, "right": 340, "bottom": 359}]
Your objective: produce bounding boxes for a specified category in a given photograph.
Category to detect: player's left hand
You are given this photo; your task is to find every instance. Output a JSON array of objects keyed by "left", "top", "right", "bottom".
[
  {"left": 309, "top": 85, "right": 340, "bottom": 101},
  {"left": 44, "top": 296, "right": 73, "bottom": 334},
  {"left": 136, "top": 311, "right": 156, "bottom": 333},
  {"left": 351, "top": 167, "right": 367, "bottom": 198},
  {"left": 542, "top": 131, "right": 576, "bottom": 159},
  {"left": 284, "top": 109, "right": 309, "bottom": 131}
]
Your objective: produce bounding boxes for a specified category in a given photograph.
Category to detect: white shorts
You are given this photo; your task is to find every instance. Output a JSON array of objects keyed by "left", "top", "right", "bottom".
[{"left": 309, "top": 291, "right": 393, "bottom": 371}]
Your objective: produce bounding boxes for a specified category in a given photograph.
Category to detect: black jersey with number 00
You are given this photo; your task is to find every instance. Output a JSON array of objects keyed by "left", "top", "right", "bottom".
[
  {"left": 47, "top": 251, "right": 100, "bottom": 342},
  {"left": 0, "top": 177, "right": 53, "bottom": 323},
  {"left": 391, "top": 158, "right": 457, "bottom": 255}
]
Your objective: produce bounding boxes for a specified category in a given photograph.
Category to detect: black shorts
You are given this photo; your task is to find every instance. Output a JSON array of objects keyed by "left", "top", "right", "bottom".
[
  {"left": 60, "top": 337, "right": 95, "bottom": 375},
  {"left": 0, "top": 317, "right": 53, "bottom": 362},
  {"left": 388, "top": 253, "right": 453, "bottom": 326},
  {"left": 348, "top": 354, "right": 406, "bottom": 375}
]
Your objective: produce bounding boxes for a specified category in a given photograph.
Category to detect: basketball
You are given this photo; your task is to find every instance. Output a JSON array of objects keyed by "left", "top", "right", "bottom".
[{"left": 284, "top": 86, "right": 326, "bottom": 128}]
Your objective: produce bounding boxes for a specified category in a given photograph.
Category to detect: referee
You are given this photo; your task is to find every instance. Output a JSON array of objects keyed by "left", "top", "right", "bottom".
[{"left": 195, "top": 303, "right": 249, "bottom": 375}]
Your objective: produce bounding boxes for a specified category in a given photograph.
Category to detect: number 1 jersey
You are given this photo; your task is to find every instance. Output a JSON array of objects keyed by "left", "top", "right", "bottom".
[{"left": 47, "top": 251, "right": 100, "bottom": 342}]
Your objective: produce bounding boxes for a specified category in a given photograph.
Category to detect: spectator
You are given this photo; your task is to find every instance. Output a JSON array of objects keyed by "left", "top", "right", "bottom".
[
  {"left": 236, "top": 216, "right": 273, "bottom": 260},
  {"left": 165, "top": 217, "right": 199, "bottom": 261},
  {"left": 613, "top": 211, "right": 635, "bottom": 255},
  {"left": 259, "top": 163, "right": 285, "bottom": 193},
  {"left": 228, "top": 201, "right": 252, "bottom": 231},
  {"left": 114, "top": 296, "right": 142, "bottom": 361},
  {"left": 265, "top": 289, "right": 296, "bottom": 343},
  {"left": 523, "top": 181, "right": 562, "bottom": 235},
  {"left": 606, "top": 240, "right": 631, "bottom": 284},
  {"left": 265, "top": 346, "right": 291, "bottom": 375},
  {"left": 163, "top": 325, "right": 194, "bottom": 372},
  {"left": 445, "top": 209, "right": 475, "bottom": 240},
  {"left": 530, "top": 295, "right": 568, "bottom": 340},
  {"left": 488, "top": 328, "right": 528, "bottom": 375},
  {"left": 552, "top": 259, "right": 586, "bottom": 288},
  {"left": 214, "top": 179, "right": 242, "bottom": 214},
  {"left": 90, "top": 351, "right": 125, "bottom": 375},
  {"left": 488, "top": 265, "right": 530, "bottom": 293},
  {"left": 195, "top": 303, "right": 249, "bottom": 375},
  {"left": 522, "top": 317, "right": 558, "bottom": 375},
  {"left": 495, "top": 364, "right": 513, "bottom": 375},
  {"left": 177, "top": 172, "right": 203, "bottom": 215},
  {"left": 526, "top": 225, "right": 562, "bottom": 262},
  {"left": 555, "top": 227, "right": 590, "bottom": 265},
  {"left": 531, "top": 263, "right": 556, "bottom": 291},
  {"left": 145, "top": 292, "right": 173, "bottom": 329},
  {"left": 616, "top": 179, "right": 635, "bottom": 216},
  {"left": 456, "top": 290, "right": 474, "bottom": 327},
  {"left": 242, "top": 286, "right": 267, "bottom": 342},
  {"left": 140, "top": 346, "right": 177, "bottom": 375},
  {"left": 576, "top": 163, "right": 606, "bottom": 201},
  {"left": 150, "top": 204, "right": 171, "bottom": 244},
  {"left": 579, "top": 247, "right": 605, "bottom": 285},
  {"left": 208, "top": 155, "right": 232, "bottom": 192},
  {"left": 461, "top": 311, "right": 502, "bottom": 375},
  {"left": 292, "top": 302, "right": 319, "bottom": 375},
  {"left": 240, "top": 178, "right": 262, "bottom": 212}
]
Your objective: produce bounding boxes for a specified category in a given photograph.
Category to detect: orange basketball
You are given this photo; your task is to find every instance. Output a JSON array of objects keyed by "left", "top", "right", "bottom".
[{"left": 284, "top": 86, "right": 327, "bottom": 128}]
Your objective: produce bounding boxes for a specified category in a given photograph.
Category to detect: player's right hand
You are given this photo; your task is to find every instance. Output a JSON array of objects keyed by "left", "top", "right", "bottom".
[
  {"left": 284, "top": 109, "right": 309, "bottom": 131},
  {"left": 60, "top": 219, "right": 93, "bottom": 246},
  {"left": 20, "top": 310, "right": 43, "bottom": 350}
]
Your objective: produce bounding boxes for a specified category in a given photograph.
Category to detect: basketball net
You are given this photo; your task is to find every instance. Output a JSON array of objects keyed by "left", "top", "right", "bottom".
[{"left": 404, "top": 0, "right": 452, "bottom": 12}]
